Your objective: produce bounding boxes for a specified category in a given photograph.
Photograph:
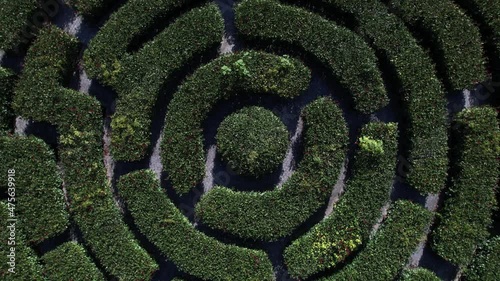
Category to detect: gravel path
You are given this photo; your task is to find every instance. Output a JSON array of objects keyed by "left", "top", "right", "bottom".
[
  {"left": 324, "top": 161, "right": 347, "bottom": 217},
  {"left": 203, "top": 145, "right": 217, "bottom": 193},
  {"left": 278, "top": 117, "right": 303, "bottom": 188},
  {"left": 14, "top": 117, "right": 29, "bottom": 135}
]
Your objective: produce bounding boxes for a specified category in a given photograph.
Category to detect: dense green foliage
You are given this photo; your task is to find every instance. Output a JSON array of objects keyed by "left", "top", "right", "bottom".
[
  {"left": 0, "top": 203, "right": 44, "bottom": 280},
  {"left": 0, "top": 136, "right": 68, "bottom": 244},
  {"left": 0, "top": 0, "right": 37, "bottom": 51},
  {"left": 216, "top": 106, "right": 289, "bottom": 176},
  {"left": 42, "top": 242, "right": 105, "bottom": 281},
  {"left": 197, "top": 98, "right": 348, "bottom": 240},
  {"left": 0, "top": 67, "right": 16, "bottom": 132},
  {"left": 400, "top": 268, "right": 441, "bottom": 281},
  {"left": 465, "top": 236, "right": 500, "bottom": 281},
  {"left": 389, "top": 0, "right": 488, "bottom": 90},
  {"left": 319, "top": 200, "right": 432, "bottom": 281},
  {"left": 84, "top": 0, "right": 197, "bottom": 82},
  {"left": 162, "top": 51, "right": 311, "bottom": 194},
  {"left": 285, "top": 0, "right": 448, "bottom": 194},
  {"left": 106, "top": 4, "right": 223, "bottom": 161},
  {"left": 13, "top": 26, "right": 158, "bottom": 280},
  {"left": 284, "top": 121, "right": 398, "bottom": 278},
  {"left": 235, "top": 0, "right": 388, "bottom": 113},
  {"left": 118, "top": 170, "right": 275, "bottom": 281},
  {"left": 455, "top": 0, "right": 500, "bottom": 54},
  {"left": 432, "top": 107, "right": 499, "bottom": 266},
  {"left": 67, "top": 0, "right": 115, "bottom": 19}
]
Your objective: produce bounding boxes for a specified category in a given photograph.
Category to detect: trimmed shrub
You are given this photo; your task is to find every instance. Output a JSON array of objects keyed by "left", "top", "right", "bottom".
[
  {"left": 106, "top": 4, "right": 223, "bottom": 161},
  {"left": 0, "top": 67, "right": 16, "bottom": 132},
  {"left": 0, "top": 203, "right": 44, "bottom": 280},
  {"left": 161, "top": 51, "right": 311, "bottom": 194},
  {"left": 117, "top": 169, "right": 275, "bottom": 281},
  {"left": 67, "top": 0, "right": 115, "bottom": 19},
  {"left": 235, "top": 0, "right": 388, "bottom": 113},
  {"left": 216, "top": 106, "right": 289, "bottom": 177},
  {"left": 465, "top": 236, "right": 500, "bottom": 281},
  {"left": 284, "top": 122, "right": 398, "bottom": 278},
  {"left": 319, "top": 200, "right": 432, "bottom": 281},
  {"left": 400, "top": 268, "right": 441, "bottom": 281},
  {"left": 454, "top": 0, "right": 500, "bottom": 80},
  {"left": 42, "top": 242, "right": 105, "bottom": 281},
  {"left": 13, "top": 25, "right": 158, "bottom": 280},
  {"left": 84, "top": 0, "right": 198, "bottom": 82},
  {"left": 0, "top": 135, "right": 68, "bottom": 244},
  {"left": 389, "top": 0, "right": 488, "bottom": 90},
  {"left": 0, "top": 0, "right": 38, "bottom": 51},
  {"left": 283, "top": 0, "right": 449, "bottom": 193},
  {"left": 196, "top": 97, "right": 347, "bottom": 240},
  {"left": 432, "top": 107, "right": 499, "bottom": 266}
]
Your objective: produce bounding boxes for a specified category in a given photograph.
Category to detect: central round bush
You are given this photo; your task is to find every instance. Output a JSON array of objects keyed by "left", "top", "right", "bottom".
[{"left": 216, "top": 106, "right": 289, "bottom": 177}]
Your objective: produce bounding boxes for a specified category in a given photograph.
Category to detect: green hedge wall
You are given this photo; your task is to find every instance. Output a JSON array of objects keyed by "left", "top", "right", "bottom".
[
  {"left": 319, "top": 200, "right": 432, "bottom": 281},
  {"left": 0, "top": 67, "right": 16, "bottom": 132},
  {"left": 196, "top": 97, "right": 347, "bottom": 240},
  {"left": 454, "top": 0, "right": 500, "bottom": 80},
  {"left": 216, "top": 106, "right": 289, "bottom": 177},
  {"left": 0, "top": 203, "right": 44, "bottom": 281},
  {"left": 0, "top": 136, "right": 68, "bottom": 244},
  {"left": 13, "top": 25, "right": 158, "bottom": 280},
  {"left": 284, "top": 121, "right": 398, "bottom": 278},
  {"left": 465, "top": 236, "right": 500, "bottom": 281},
  {"left": 67, "top": 0, "right": 115, "bottom": 19},
  {"left": 400, "top": 268, "right": 441, "bottom": 281},
  {"left": 42, "top": 242, "right": 105, "bottom": 281},
  {"left": 432, "top": 107, "right": 499, "bottom": 266},
  {"left": 117, "top": 169, "right": 275, "bottom": 281},
  {"left": 109, "top": 4, "right": 223, "bottom": 161},
  {"left": 84, "top": 0, "right": 197, "bottom": 82},
  {"left": 285, "top": 0, "right": 448, "bottom": 195},
  {"left": 161, "top": 51, "right": 311, "bottom": 194},
  {"left": 0, "top": 0, "right": 38, "bottom": 51},
  {"left": 235, "top": 0, "right": 388, "bottom": 114},
  {"left": 83, "top": 0, "right": 221, "bottom": 161},
  {"left": 389, "top": 0, "right": 488, "bottom": 90}
]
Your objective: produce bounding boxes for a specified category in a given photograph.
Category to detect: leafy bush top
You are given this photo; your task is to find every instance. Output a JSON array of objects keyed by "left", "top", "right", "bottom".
[{"left": 216, "top": 106, "right": 289, "bottom": 177}]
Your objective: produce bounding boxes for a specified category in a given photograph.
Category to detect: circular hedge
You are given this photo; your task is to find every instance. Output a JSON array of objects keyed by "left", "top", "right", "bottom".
[{"left": 216, "top": 106, "right": 289, "bottom": 177}]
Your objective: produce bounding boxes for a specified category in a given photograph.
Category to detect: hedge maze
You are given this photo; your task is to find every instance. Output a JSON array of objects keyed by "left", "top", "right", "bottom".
[{"left": 0, "top": 0, "right": 499, "bottom": 280}]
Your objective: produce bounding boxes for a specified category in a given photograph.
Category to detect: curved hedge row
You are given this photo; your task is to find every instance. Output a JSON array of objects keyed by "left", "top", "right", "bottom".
[
  {"left": 0, "top": 136, "right": 68, "bottom": 244},
  {"left": 400, "top": 268, "right": 440, "bottom": 281},
  {"left": 84, "top": 0, "right": 197, "bottom": 82},
  {"left": 0, "top": 67, "right": 16, "bottom": 132},
  {"left": 0, "top": 0, "right": 37, "bottom": 51},
  {"left": 67, "top": 0, "right": 115, "bottom": 19},
  {"left": 13, "top": 26, "right": 158, "bottom": 280},
  {"left": 388, "top": 0, "right": 488, "bottom": 90},
  {"left": 216, "top": 106, "right": 289, "bottom": 177},
  {"left": 454, "top": 0, "right": 500, "bottom": 80},
  {"left": 0, "top": 203, "right": 44, "bottom": 280},
  {"left": 117, "top": 169, "right": 275, "bottom": 281},
  {"left": 197, "top": 97, "right": 347, "bottom": 240},
  {"left": 285, "top": 0, "right": 448, "bottom": 194},
  {"left": 319, "top": 200, "right": 432, "bottom": 281},
  {"left": 432, "top": 107, "right": 499, "bottom": 266},
  {"left": 465, "top": 236, "right": 500, "bottom": 281},
  {"left": 235, "top": 0, "right": 388, "bottom": 114},
  {"left": 162, "top": 51, "right": 311, "bottom": 194},
  {"left": 284, "top": 121, "right": 398, "bottom": 278},
  {"left": 109, "top": 4, "right": 224, "bottom": 161},
  {"left": 41, "top": 242, "right": 105, "bottom": 281}
]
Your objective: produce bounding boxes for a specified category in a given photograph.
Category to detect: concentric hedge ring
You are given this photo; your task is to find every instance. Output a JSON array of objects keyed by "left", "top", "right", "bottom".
[{"left": 1, "top": 0, "right": 499, "bottom": 280}]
